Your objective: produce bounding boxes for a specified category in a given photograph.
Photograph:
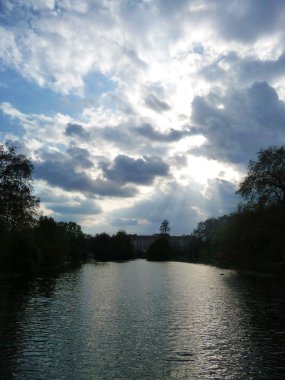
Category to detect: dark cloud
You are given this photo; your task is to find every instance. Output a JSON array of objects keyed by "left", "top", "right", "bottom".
[
  {"left": 191, "top": 81, "right": 285, "bottom": 163},
  {"left": 67, "top": 146, "right": 94, "bottom": 169},
  {"left": 38, "top": 188, "right": 76, "bottom": 204},
  {"left": 49, "top": 199, "right": 102, "bottom": 216},
  {"left": 100, "top": 125, "right": 135, "bottom": 148},
  {"left": 34, "top": 151, "right": 137, "bottom": 198},
  {"left": 213, "top": 0, "right": 285, "bottom": 42},
  {"left": 200, "top": 51, "right": 285, "bottom": 85},
  {"left": 119, "top": 0, "right": 285, "bottom": 47},
  {"left": 65, "top": 123, "right": 90, "bottom": 141},
  {"left": 199, "top": 59, "right": 228, "bottom": 82},
  {"left": 235, "top": 52, "right": 285, "bottom": 84},
  {"left": 35, "top": 159, "right": 94, "bottom": 193},
  {"left": 247, "top": 82, "right": 285, "bottom": 125},
  {"left": 93, "top": 179, "right": 137, "bottom": 198},
  {"left": 97, "top": 121, "right": 187, "bottom": 157},
  {"left": 101, "top": 154, "right": 169, "bottom": 185},
  {"left": 144, "top": 94, "right": 171, "bottom": 112},
  {"left": 136, "top": 123, "right": 189, "bottom": 142},
  {"left": 39, "top": 190, "right": 101, "bottom": 219}
]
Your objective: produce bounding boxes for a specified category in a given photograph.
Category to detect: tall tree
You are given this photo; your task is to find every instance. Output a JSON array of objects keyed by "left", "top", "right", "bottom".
[
  {"left": 237, "top": 146, "right": 285, "bottom": 207},
  {"left": 159, "top": 219, "right": 170, "bottom": 235},
  {"left": 0, "top": 145, "right": 39, "bottom": 232}
]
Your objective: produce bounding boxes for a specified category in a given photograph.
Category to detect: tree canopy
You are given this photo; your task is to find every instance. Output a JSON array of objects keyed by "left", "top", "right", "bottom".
[
  {"left": 0, "top": 145, "right": 39, "bottom": 232},
  {"left": 159, "top": 219, "right": 170, "bottom": 235},
  {"left": 237, "top": 146, "right": 285, "bottom": 207}
]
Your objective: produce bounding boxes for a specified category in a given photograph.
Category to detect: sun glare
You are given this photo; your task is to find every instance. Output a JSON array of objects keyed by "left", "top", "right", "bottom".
[{"left": 173, "top": 154, "right": 240, "bottom": 186}]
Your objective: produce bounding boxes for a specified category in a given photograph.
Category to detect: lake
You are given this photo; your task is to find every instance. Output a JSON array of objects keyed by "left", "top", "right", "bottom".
[{"left": 0, "top": 260, "right": 285, "bottom": 379}]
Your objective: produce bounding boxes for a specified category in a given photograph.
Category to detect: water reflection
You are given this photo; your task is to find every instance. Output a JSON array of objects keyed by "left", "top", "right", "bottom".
[
  {"left": 223, "top": 271, "right": 285, "bottom": 378},
  {"left": 0, "top": 261, "right": 285, "bottom": 379}
]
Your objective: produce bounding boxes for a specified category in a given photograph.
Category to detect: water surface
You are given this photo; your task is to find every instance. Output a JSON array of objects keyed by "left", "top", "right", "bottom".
[{"left": 1, "top": 260, "right": 285, "bottom": 379}]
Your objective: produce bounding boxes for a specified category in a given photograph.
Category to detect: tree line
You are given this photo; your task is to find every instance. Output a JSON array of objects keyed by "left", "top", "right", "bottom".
[
  {"left": 189, "top": 146, "right": 285, "bottom": 272},
  {"left": 146, "top": 146, "right": 285, "bottom": 272},
  {"left": 0, "top": 145, "right": 86, "bottom": 272},
  {"left": 1, "top": 144, "right": 284, "bottom": 273},
  {"left": 0, "top": 144, "right": 138, "bottom": 272}
]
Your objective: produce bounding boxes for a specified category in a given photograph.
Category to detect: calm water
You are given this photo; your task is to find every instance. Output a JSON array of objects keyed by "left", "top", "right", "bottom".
[{"left": 0, "top": 260, "right": 285, "bottom": 379}]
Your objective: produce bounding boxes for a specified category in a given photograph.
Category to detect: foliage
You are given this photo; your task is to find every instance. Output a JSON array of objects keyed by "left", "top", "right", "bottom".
[
  {"left": 110, "top": 231, "right": 136, "bottom": 260},
  {"left": 34, "top": 216, "right": 85, "bottom": 266},
  {"left": 88, "top": 233, "right": 112, "bottom": 260},
  {"left": 0, "top": 145, "right": 85, "bottom": 272},
  {"left": 1, "top": 143, "right": 284, "bottom": 273},
  {"left": 212, "top": 205, "right": 285, "bottom": 269},
  {"left": 0, "top": 145, "right": 39, "bottom": 233},
  {"left": 192, "top": 216, "right": 229, "bottom": 244},
  {"left": 186, "top": 147, "right": 285, "bottom": 271},
  {"left": 88, "top": 231, "right": 136, "bottom": 261},
  {"left": 189, "top": 215, "right": 230, "bottom": 262},
  {"left": 159, "top": 219, "right": 170, "bottom": 235},
  {"left": 57, "top": 221, "right": 85, "bottom": 260},
  {"left": 237, "top": 146, "right": 285, "bottom": 207},
  {"left": 146, "top": 235, "right": 173, "bottom": 261}
]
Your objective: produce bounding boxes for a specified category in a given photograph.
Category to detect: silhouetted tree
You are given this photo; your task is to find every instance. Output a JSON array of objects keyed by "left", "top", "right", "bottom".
[
  {"left": 146, "top": 235, "right": 172, "bottom": 261},
  {"left": 0, "top": 145, "right": 39, "bottom": 233},
  {"left": 57, "top": 221, "right": 85, "bottom": 260},
  {"left": 90, "top": 233, "right": 112, "bottom": 260},
  {"left": 237, "top": 146, "right": 285, "bottom": 207},
  {"left": 90, "top": 231, "right": 135, "bottom": 261},
  {"left": 33, "top": 217, "right": 85, "bottom": 267},
  {"left": 34, "top": 216, "right": 65, "bottom": 266},
  {"left": 190, "top": 216, "right": 230, "bottom": 261},
  {"left": 110, "top": 230, "right": 136, "bottom": 260},
  {"left": 192, "top": 218, "right": 217, "bottom": 244},
  {"left": 159, "top": 219, "right": 170, "bottom": 235}
]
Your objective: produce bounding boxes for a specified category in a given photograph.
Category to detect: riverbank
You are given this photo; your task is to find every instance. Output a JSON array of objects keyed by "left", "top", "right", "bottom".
[
  {"left": 147, "top": 256, "right": 285, "bottom": 276},
  {"left": 1, "top": 256, "right": 284, "bottom": 280}
]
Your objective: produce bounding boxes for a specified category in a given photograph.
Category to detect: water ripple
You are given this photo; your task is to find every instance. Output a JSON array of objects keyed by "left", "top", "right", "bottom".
[{"left": 0, "top": 261, "right": 285, "bottom": 379}]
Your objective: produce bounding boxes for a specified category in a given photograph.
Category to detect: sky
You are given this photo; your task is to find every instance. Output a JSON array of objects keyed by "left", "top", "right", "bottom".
[{"left": 1, "top": 0, "right": 285, "bottom": 235}]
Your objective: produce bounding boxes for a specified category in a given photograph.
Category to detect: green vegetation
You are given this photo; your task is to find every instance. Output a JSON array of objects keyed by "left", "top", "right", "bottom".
[
  {"left": 86, "top": 231, "right": 136, "bottom": 261},
  {"left": 145, "top": 219, "right": 173, "bottom": 261},
  {"left": 0, "top": 145, "right": 136, "bottom": 273},
  {"left": 1, "top": 144, "right": 284, "bottom": 273},
  {"left": 159, "top": 219, "right": 170, "bottom": 235},
  {"left": 237, "top": 146, "right": 285, "bottom": 207},
  {"left": 146, "top": 235, "right": 173, "bottom": 261},
  {"left": 0, "top": 145, "right": 39, "bottom": 233},
  {"left": 0, "top": 145, "right": 85, "bottom": 273},
  {"left": 144, "top": 146, "right": 285, "bottom": 272},
  {"left": 185, "top": 146, "right": 285, "bottom": 272}
]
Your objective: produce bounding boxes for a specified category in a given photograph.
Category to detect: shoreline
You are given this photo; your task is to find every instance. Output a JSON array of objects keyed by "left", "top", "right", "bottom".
[{"left": 1, "top": 257, "right": 284, "bottom": 280}]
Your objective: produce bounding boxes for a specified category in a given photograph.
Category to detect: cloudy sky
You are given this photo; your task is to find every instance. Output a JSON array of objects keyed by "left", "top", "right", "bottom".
[{"left": 1, "top": 0, "right": 285, "bottom": 235}]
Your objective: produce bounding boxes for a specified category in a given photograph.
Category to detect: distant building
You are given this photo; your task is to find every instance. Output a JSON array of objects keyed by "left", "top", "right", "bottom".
[
  {"left": 130, "top": 235, "right": 158, "bottom": 253},
  {"left": 169, "top": 235, "right": 192, "bottom": 253},
  {"left": 130, "top": 234, "right": 191, "bottom": 253}
]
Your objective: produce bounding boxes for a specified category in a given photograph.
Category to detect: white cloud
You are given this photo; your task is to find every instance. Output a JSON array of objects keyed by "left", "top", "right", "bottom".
[{"left": 1, "top": 0, "right": 285, "bottom": 234}]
